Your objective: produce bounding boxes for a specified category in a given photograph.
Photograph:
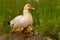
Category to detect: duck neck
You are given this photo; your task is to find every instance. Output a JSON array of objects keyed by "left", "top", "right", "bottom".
[{"left": 23, "top": 9, "right": 31, "bottom": 16}]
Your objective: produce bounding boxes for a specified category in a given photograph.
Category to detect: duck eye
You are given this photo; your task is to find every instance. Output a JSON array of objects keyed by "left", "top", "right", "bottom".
[{"left": 27, "top": 5, "right": 32, "bottom": 8}]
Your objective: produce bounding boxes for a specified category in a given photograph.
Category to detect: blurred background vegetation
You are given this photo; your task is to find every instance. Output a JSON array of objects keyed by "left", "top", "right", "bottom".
[{"left": 0, "top": 0, "right": 60, "bottom": 40}]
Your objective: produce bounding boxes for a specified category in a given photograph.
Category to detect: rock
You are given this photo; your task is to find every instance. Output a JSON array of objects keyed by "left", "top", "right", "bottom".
[
  {"left": 11, "top": 32, "right": 43, "bottom": 40},
  {"left": 26, "top": 35, "right": 43, "bottom": 40}
]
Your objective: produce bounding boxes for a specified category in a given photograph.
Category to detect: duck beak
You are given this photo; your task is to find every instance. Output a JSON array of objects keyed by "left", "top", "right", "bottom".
[{"left": 31, "top": 7, "right": 35, "bottom": 10}]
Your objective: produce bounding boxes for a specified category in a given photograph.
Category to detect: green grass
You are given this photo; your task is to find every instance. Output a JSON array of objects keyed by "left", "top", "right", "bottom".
[{"left": 0, "top": 0, "right": 60, "bottom": 40}]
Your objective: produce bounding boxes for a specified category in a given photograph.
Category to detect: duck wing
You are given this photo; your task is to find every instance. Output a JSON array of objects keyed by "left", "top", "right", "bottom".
[{"left": 10, "top": 15, "right": 23, "bottom": 27}]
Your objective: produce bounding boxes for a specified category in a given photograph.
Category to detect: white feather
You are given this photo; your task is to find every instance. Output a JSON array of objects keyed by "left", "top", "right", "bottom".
[{"left": 10, "top": 4, "right": 34, "bottom": 28}]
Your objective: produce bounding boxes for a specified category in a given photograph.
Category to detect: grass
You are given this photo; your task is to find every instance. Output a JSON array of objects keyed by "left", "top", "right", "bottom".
[{"left": 0, "top": 0, "right": 60, "bottom": 40}]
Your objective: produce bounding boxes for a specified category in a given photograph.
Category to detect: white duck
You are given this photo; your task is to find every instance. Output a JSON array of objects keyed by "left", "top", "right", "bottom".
[{"left": 10, "top": 4, "right": 35, "bottom": 32}]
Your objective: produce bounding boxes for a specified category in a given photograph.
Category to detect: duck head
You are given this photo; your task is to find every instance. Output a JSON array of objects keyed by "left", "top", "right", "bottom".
[{"left": 24, "top": 4, "right": 35, "bottom": 10}]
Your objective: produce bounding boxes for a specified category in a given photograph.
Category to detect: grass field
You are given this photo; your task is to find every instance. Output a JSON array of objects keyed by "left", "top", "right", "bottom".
[{"left": 0, "top": 0, "right": 60, "bottom": 40}]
